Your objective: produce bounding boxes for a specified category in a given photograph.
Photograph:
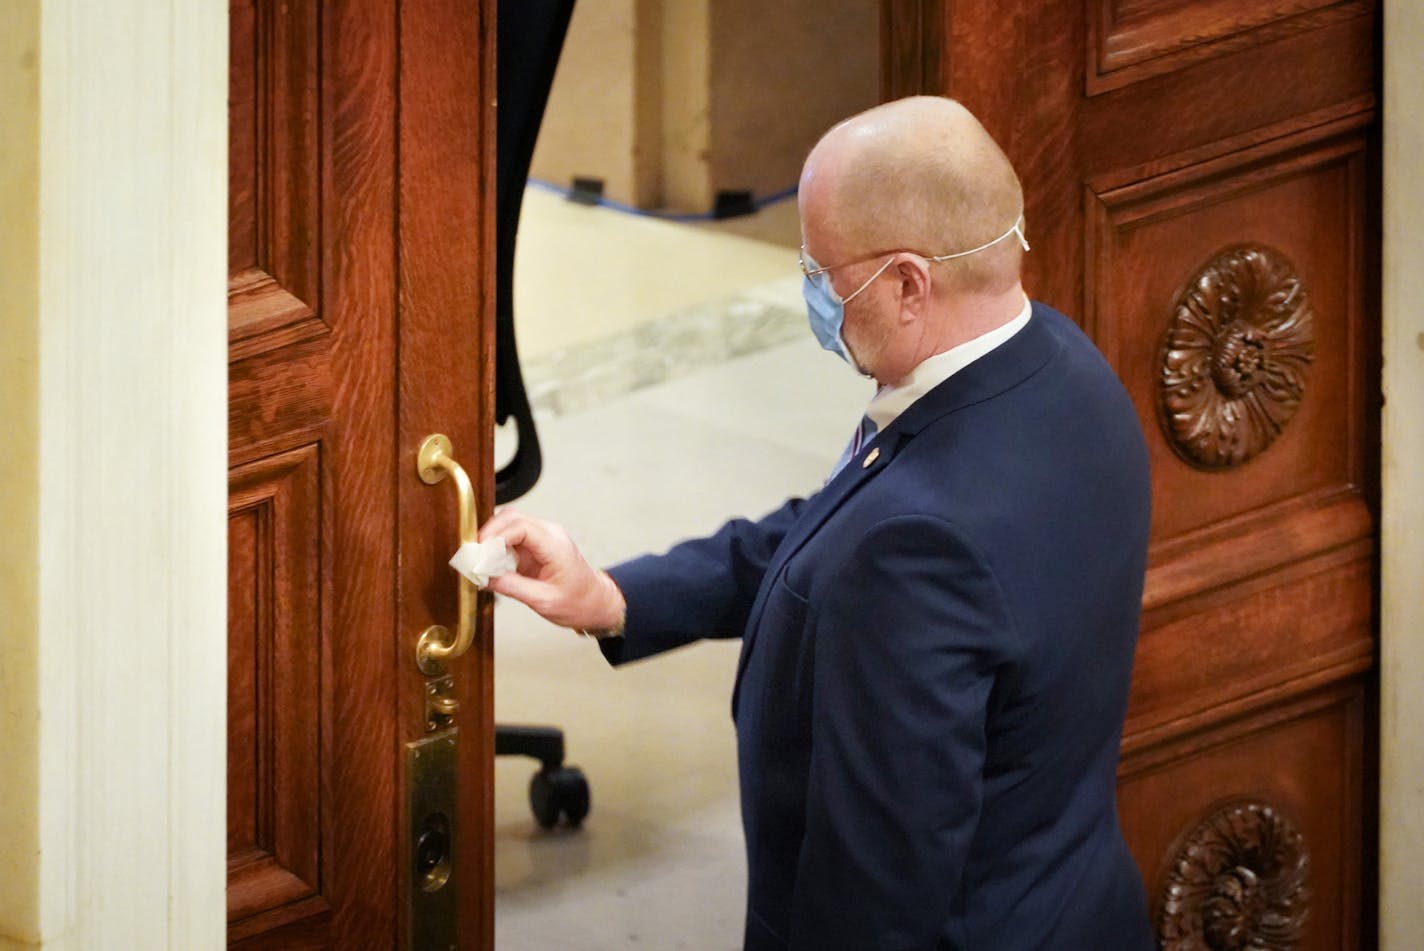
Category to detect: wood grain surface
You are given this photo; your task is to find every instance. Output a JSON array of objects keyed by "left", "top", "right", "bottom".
[{"left": 883, "top": 1, "right": 1380, "bottom": 946}]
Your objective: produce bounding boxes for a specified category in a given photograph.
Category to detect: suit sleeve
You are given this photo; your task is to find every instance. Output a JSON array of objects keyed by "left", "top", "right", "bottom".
[
  {"left": 788, "top": 514, "right": 1018, "bottom": 951},
  {"left": 601, "top": 496, "right": 810, "bottom": 665}
]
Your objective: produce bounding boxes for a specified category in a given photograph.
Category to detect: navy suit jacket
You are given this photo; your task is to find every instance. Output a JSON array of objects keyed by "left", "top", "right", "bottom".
[{"left": 605, "top": 303, "right": 1154, "bottom": 950}]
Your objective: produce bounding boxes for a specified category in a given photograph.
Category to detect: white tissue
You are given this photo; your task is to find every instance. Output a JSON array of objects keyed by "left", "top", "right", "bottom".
[{"left": 449, "top": 537, "right": 517, "bottom": 588}]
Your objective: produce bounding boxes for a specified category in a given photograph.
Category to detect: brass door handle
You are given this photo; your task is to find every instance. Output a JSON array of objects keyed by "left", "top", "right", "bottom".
[{"left": 416, "top": 434, "right": 478, "bottom": 674}]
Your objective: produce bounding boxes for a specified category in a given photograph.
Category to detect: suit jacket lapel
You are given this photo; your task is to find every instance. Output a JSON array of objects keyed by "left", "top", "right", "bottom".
[{"left": 731, "top": 306, "right": 1063, "bottom": 713}]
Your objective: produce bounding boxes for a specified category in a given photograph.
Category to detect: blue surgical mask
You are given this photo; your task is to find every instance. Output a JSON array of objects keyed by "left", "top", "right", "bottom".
[
  {"left": 800, "top": 216, "right": 1031, "bottom": 366},
  {"left": 801, "top": 255, "right": 895, "bottom": 365}
]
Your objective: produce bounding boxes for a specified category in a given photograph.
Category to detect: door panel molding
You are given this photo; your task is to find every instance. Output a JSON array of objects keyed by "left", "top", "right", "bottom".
[
  {"left": 227, "top": 337, "right": 334, "bottom": 469},
  {"left": 227, "top": 894, "right": 333, "bottom": 948},
  {"left": 228, "top": 0, "right": 324, "bottom": 356},
  {"left": 227, "top": 445, "right": 325, "bottom": 929},
  {"left": 1084, "top": 121, "right": 1371, "bottom": 544},
  {"left": 1127, "top": 546, "right": 1372, "bottom": 751},
  {"left": 1087, "top": 0, "right": 1374, "bottom": 96},
  {"left": 1120, "top": 681, "right": 1364, "bottom": 951},
  {"left": 1141, "top": 488, "right": 1370, "bottom": 612},
  {"left": 228, "top": 269, "right": 327, "bottom": 363}
]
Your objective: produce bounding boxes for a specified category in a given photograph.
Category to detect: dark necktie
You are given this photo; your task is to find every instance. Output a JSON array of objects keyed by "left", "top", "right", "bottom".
[{"left": 828, "top": 415, "right": 878, "bottom": 480}]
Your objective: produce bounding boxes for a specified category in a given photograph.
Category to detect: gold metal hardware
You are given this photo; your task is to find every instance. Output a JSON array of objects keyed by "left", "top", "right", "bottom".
[
  {"left": 407, "top": 728, "right": 458, "bottom": 949},
  {"left": 406, "top": 438, "right": 474, "bottom": 944},
  {"left": 424, "top": 675, "right": 460, "bottom": 733},
  {"left": 416, "top": 434, "right": 479, "bottom": 676}
]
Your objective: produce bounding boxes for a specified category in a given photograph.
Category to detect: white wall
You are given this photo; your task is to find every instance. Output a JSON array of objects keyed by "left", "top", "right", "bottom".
[
  {"left": 0, "top": 2, "right": 228, "bottom": 948},
  {"left": 0, "top": 1, "right": 44, "bottom": 937},
  {"left": 1380, "top": 1, "right": 1424, "bottom": 946}
]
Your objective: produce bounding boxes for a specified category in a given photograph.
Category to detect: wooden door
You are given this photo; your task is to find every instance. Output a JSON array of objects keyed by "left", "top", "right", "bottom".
[
  {"left": 226, "top": 0, "right": 497, "bottom": 947},
  {"left": 884, "top": 2, "right": 1378, "bottom": 947}
]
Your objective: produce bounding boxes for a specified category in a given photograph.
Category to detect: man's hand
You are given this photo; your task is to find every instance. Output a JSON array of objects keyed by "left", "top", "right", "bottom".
[{"left": 478, "top": 508, "right": 626, "bottom": 634}]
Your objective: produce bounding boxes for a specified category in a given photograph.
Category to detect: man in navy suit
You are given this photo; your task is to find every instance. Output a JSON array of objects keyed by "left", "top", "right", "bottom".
[{"left": 482, "top": 96, "right": 1154, "bottom": 950}]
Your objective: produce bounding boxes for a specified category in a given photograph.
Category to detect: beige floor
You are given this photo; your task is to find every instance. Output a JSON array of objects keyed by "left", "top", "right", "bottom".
[
  {"left": 494, "top": 194, "right": 870, "bottom": 949},
  {"left": 513, "top": 188, "right": 803, "bottom": 359}
]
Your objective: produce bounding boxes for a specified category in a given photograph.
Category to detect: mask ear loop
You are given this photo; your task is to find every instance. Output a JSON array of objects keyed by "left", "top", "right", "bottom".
[
  {"left": 1013, "top": 217, "right": 1031, "bottom": 252},
  {"left": 841, "top": 255, "right": 899, "bottom": 305},
  {"left": 928, "top": 214, "right": 1031, "bottom": 262}
]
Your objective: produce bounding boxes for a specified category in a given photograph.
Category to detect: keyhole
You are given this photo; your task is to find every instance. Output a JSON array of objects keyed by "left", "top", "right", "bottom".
[{"left": 415, "top": 812, "right": 452, "bottom": 892}]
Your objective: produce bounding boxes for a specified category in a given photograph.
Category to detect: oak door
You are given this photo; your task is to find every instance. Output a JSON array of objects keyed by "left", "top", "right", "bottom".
[
  {"left": 884, "top": 1, "right": 1378, "bottom": 947},
  {"left": 227, "top": 0, "right": 497, "bottom": 947}
]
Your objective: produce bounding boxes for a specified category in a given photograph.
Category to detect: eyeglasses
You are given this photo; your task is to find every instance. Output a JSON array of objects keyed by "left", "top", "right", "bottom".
[
  {"left": 798, "top": 247, "right": 904, "bottom": 279},
  {"left": 798, "top": 218, "right": 1030, "bottom": 279}
]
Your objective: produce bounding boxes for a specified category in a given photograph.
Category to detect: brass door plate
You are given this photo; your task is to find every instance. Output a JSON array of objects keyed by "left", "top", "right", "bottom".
[
  {"left": 407, "top": 728, "right": 458, "bottom": 951},
  {"left": 424, "top": 675, "right": 459, "bottom": 732}
]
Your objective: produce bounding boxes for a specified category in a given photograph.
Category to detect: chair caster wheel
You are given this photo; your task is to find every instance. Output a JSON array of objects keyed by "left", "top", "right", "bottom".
[{"left": 529, "top": 765, "right": 590, "bottom": 829}]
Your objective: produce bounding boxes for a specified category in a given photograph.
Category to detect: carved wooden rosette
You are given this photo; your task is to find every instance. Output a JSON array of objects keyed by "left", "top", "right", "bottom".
[
  {"left": 1158, "top": 801, "right": 1310, "bottom": 951},
  {"left": 1159, "top": 246, "right": 1315, "bottom": 470}
]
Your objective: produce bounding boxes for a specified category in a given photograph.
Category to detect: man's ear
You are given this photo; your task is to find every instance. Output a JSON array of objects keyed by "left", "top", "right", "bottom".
[{"left": 895, "top": 256, "right": 933, "bottom": 325}]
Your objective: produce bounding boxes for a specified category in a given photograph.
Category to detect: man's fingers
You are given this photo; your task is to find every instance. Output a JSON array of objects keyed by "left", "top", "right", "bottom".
[
  {"left": 483, "top": 513, "right": 575, "bottom": 572},
  {"left": 482, "top": 514, "right": 544, "bottom": 557},
  {"left": 488, "top": 570, "right": 554, "bottom": 609},
  {"left": 477, "top": 508, "right": 600, "bottom": 629},
  {"left": 478, "top": 506, "right": 523, "bottom": 541},
  {"left": 482, "top": 510, "right": 553, "bottom": 554}
]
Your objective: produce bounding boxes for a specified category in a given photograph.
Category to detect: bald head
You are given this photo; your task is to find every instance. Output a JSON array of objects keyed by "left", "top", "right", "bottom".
[{"left": 800, "top": 97, "right": 1025, "bottom": 295}]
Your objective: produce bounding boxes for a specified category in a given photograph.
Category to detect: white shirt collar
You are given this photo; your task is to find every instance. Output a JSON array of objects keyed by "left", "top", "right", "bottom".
[{"left": 865, "top": 297, "right": 1033, "bottom": 433}]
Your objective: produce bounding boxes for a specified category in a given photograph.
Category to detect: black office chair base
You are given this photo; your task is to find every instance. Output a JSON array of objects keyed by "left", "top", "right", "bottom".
[
  {"left": 496, "top": 724, "right": 590, "bottom": 829},
  {"left": 529, "top": 765, "right": 590, "bottom": 829}
]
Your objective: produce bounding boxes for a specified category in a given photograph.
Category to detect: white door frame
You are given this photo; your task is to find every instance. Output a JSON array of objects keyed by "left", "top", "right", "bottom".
[
  {"left": 1, "top": 2, "right": 228, "bottom": 949},
  {"left": 1380, "top": 2, "right": 1424, "bottom": 946}
]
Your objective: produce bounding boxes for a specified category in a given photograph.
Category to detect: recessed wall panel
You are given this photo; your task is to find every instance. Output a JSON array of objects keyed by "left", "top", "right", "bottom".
[
  {"left": 226, "top": 445, "right": 325, "bottom": 926},
  {"left": 1087, "top": 126, "right": 1368, "bottom": 546}
]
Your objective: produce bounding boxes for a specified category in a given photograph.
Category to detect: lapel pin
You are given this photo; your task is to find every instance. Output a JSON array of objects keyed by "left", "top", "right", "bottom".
[{"left": 862, "top": 447, "right": 881, "bottom": 468}]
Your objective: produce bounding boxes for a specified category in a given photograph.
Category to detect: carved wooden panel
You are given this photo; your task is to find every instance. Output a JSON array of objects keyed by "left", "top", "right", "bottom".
[
  {"left": 228, "top": 335, "right": 334, "bottom": 468},
  {"left": 1159, "top": 245, "right": 1315, "bottom": 471},
  {"left": 1126, "top": 543, "right": 1371, "bottom": 752},
  {"left": 1088, "top": 0, "right": 1373, "bottom": 95},
  {"left": 1120, "top": 682, "right": 1363, "bottom": 951},
  {"left": 1085, "top": 117, "right": 1370, "bottom": 547},
  {"left": 227, "top": 445, "right": 327, "bottom": 931},
  {"left": 228, "top": 0, "right": 325, "bottom": 360},
  {"left": 1158, "top": 800, "right": 1310, "bottom": 950}
]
